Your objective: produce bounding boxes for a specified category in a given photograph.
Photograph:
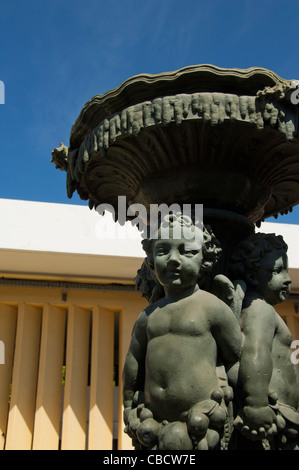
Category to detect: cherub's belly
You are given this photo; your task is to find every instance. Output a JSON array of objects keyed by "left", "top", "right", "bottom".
[{"left": 144, "top": 333, "right": 219, "bottom": 422}]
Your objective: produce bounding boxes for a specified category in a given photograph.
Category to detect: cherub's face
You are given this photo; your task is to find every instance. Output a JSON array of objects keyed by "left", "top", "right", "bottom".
[
  {"left": 153, "top": 226, "right": 203, "bottom": 294},
  {"left": 252, "top": 249, "right": 291, "bottom": 305}
]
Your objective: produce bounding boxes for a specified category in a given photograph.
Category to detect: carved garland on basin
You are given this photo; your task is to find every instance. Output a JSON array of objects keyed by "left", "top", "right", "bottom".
[{"left": 53, "top": 90, "right": 297, "bottom": 191}]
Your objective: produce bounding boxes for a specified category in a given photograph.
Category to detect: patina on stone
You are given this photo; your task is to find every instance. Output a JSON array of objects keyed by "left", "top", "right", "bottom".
[
  {"left": 123, "top": 214, "right": 241, "bottom": 450},
  {"left": 229, "top": 232, "right": 299, "bottom": 450},
  {"left": 52, "top": 64, "right": 299, "bottom": 450},
  {"left": 52, "top": 64, "right": 299, "bottom": 225}
]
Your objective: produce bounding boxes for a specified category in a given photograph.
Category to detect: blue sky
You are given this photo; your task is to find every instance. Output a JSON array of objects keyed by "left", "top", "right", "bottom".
[{"left": 1, "top": 0, "right": 299, "bottom": 224}]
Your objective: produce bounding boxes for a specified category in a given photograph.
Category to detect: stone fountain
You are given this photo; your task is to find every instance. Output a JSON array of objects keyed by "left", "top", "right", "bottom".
[{"left": 52, "top": 65, "right": 299, "bottom": 450}]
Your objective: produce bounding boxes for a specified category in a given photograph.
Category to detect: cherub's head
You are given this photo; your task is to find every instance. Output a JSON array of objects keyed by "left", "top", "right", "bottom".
[
  {"left": 142, "top": 212, "right": 221, "bottom": 295},
  {"left": 229, "top": 232, "right": 291, "bottom": 305}
]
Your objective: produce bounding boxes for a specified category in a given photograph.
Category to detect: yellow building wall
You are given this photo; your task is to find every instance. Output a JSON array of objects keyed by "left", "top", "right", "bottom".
[{"left": 0, "top": 283, "right": 147, "bottom": 450}]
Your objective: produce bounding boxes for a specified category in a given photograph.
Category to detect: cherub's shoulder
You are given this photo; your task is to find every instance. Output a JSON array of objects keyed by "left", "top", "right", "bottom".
[
  {"left": 136, "top": 308, "right": 150, "bottom": 325},
  {"left": 194, "top": 289, "right": 234, "bottom": 319},
  {"left": 241, "top": 297, "right": 276, "bottom": 328},
  {"left": 136, "top": 300, "right": 162, "bottom": 324},
  {"left": 243, "top": 296, "right": 275, "bottom": 315},
  {"left": 197, "top": 288, "right": 231, "bottom": 308},
  {"left": 131, "top": 309, "right": 150, "bottom": 340}
]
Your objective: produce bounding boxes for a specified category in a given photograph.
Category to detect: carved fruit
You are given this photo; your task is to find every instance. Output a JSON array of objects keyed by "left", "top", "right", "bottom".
[
  {"left": 159, "top": 422, "right": 193, "bottom": 450},
  {"left": 139, "top": 407, "right": 153, "bottom": 422},
  {"left": 222, "top": 386, "right": 234, "bottom": 403},
  {"left": 206, "top": 429, "right": 220, "bottom": 449},
  {"left": 286, "top": 427, "right": 299, "bottom": 439},
  {"left": 196, "top": 437, "right": 208, "bottom": 450},
  {"left": 128, "top": 408, "right": 140, "bottom": 435},
  {"left": 136, "top": 418, "right": 161, "bottom": 447},
  {"left": 209, "top": 406, "right": 227, "bottom": 429},
  {"left": 137, "top": 403, "right": 144, "bottom": 417},
  {"left": 210, "top": 388, "right": 224, "bottom": 404},
  {"left": 187, "top": 412, "right": 209, "bottom": 437},
  {"left": 276, "top": 414, "right": 286, "bottom": 431}
]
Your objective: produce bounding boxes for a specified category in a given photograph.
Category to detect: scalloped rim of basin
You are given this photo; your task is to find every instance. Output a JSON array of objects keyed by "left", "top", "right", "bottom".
[
  {"left": 69, "top": 64, "right": 293, "bottom": 150},
  {"left": 51, "top": 64, "right": 299, "bottom": 224}
]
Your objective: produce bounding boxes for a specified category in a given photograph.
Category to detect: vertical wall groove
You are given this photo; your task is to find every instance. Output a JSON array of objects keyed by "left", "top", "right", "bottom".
[
  {"left": 0, "top": 304, "right": 18, "bottom": 449},
  {"left": 60, "top": 306, "right": 90, "bottom": 450},
  {"left": 32, "top": 304, "right": 67, "bottom": 449},
  {"left": 5, "top": 303, "right": 42, "bottom": 450},
  {"left": 88, "top": 306, "right": 114, "bottom": 449}
]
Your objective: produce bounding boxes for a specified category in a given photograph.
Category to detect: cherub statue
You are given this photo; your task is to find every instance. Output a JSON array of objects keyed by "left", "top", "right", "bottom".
[
  {"left": 123, "top": 212, "right": 242, "bottom": 450},
  {"left": 229, "top": 232, "right": 299, "bottom": 449}
]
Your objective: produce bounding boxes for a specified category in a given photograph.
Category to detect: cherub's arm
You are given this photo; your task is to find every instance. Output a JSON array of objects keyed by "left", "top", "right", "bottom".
[
  {"left": 122, "top": 311, "right": 148, "bottom": 412},
  {"left": 211, "top": 300, "right": 243, "bottom": 368},
  {"left": 235, "top": 301, "right": 278, "bottom": 439},
  {"left": 239, "top": 301, "right": 276, "bottom": 407}
]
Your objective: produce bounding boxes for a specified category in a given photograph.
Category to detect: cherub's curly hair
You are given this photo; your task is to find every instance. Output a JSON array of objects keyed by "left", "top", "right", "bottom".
[
  {"left": 229, "top": 232, "right": 288, "bottom": 281},
  {"left": 141, "top": 213, "right": 221, "bottom": 288}
]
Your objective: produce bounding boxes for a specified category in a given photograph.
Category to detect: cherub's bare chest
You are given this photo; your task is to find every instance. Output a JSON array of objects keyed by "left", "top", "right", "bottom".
[{"left": 147, "top": 302, "right": 207, "bottom": 340}]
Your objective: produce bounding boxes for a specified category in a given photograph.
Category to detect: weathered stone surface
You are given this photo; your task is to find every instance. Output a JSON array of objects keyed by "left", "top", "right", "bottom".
[
  {"left": 52, "top": 65, "right": 299, "bottom": 450},
  {"left": 52, "top": 65, "right": 299, "bottom": 225}
]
